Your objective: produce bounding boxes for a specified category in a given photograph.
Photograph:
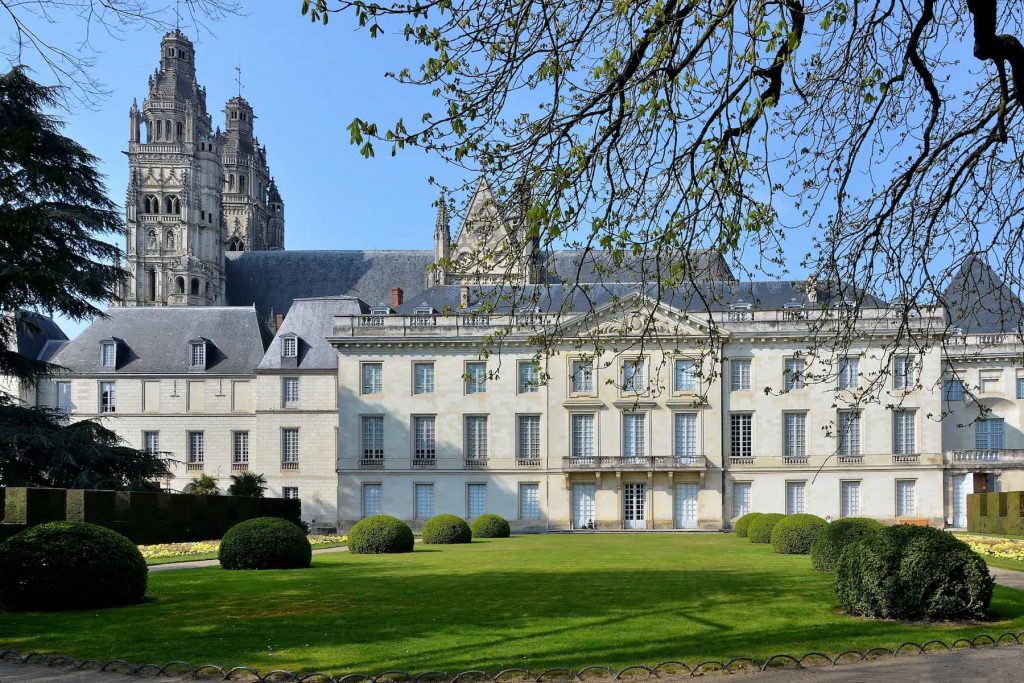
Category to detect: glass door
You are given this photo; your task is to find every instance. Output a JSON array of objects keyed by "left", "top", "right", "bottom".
[
  {"left": 624, "top": 483, "right": 647, "bottom": 529},
  {"left": 572, "top": 484, "right": 596, "bottom": 529},
  {"left": 674, "top": 483, "right": 699, "bottom": 529}
]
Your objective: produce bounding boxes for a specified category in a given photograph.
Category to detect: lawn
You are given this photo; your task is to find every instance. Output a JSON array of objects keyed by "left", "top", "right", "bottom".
[{"left": 2, "top": 534, "right": 1024, "bottom": 675}]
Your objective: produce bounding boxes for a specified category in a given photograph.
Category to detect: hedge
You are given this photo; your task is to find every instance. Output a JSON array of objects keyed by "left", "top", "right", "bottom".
[
  {"left": 0, "top": 521, "right": 147, "bottom": 611},
  {"left": 810, "top": 517, "right": 884, "bottom": 572},
  {"left": 968, "top": 491, "right": 1024, "bottom": 536},
  {"left": 219, "top": 517, "right": 312, "bottom": 570},
  {"left": 0, "top": 487, "right": 301, "bottom": 544},
  {"left": 471, "top": 514, "right": 511, "bottom": 538},
  {"left": 348, "top": 515, "right": 415, "bottom": 554},
  {"left": 747, "top": 513, "right": 785, "bottom": 543},
  {"left": 835, "top": 525, "right": 993, "bottom": 621},
  {"left": 421, "top": 514, "right": 473, "bottom": 544},
  {"left": 770, "top": 514, "right": 827, "bottom": 554},
  {"left": 734, "top": 512, "right": 763, "bottom": 538}
]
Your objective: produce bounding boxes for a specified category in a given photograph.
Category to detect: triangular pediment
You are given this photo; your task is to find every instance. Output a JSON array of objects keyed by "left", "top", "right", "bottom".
[
  {"left": 454, "top": 177, "right": 516, "bottom": 254},
  {"left": 557, "top": 291, "right": 720, "bottom": 340}
]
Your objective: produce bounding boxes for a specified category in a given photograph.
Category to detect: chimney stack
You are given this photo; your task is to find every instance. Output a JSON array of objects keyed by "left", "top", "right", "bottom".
[
  {"left": 391, "top": 286, "right": 404, "bottom": 310},
  {"left": 460, "top": 285, "right": 470, "bottom": 310},
  {"left": 275, "top": 314, "right": 284, "bottom": 331}
]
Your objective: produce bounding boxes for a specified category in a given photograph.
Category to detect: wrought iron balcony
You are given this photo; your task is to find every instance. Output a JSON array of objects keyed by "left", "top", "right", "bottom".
[{"left": 562, "top": 455, "right": 706, "bottom": 471}]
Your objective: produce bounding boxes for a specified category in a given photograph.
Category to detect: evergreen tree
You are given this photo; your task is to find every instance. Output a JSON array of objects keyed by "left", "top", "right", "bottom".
[
  {"left": 227, "top": 472, "right": 267, "bottom": 498},
  {"left": 184, "top": 474, "right": 221, "bottom": 496}
]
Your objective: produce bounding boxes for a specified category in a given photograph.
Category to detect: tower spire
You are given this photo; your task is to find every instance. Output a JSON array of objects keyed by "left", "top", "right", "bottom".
[{"left": 434, "top": 190, "right": 450, "bottom": 241}]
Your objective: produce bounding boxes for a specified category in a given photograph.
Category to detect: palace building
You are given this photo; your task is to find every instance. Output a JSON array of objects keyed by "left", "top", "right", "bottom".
[{"left": 16, "top": 33, "right": 1024, "bottom": 532}]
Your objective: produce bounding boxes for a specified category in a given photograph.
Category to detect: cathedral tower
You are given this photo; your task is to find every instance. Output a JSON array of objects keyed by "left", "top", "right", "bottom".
[{"left": 125, "top": 30, "right": 224, "bottom": 306}]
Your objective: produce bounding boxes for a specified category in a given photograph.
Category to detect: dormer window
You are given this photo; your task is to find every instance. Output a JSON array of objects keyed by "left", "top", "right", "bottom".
[
  {"left": 729, "top": 300, "right": 753, "bottom": 311},
  {"left": 783, "top": 298, "right": 805, "bottom": 309},
  {"left": 99, "top": 340, "right": 117, "bottom": 368},
  {"left": 188, "top": 338, "right": 207, "bottom": 370},
  {"left": 282, "top": 335, "right": 298, "bottom": 358},
  {"left": 414, "top": 306, "right": 436, "bottom": 315},
  {"left": 370, "top": 305, "right": 392, "bottom": 316}
]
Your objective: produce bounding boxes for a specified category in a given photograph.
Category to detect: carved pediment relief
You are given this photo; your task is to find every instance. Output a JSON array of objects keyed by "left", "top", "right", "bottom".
[{"left": 560, "top": 293, "right": 719, "bottom": 340}]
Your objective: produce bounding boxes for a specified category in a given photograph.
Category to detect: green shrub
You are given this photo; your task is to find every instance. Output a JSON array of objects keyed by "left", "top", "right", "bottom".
[
  {"left": 219, "top": 517, "right": 311, "bottom": 570},
  {"left": 810, "top": 518, "right": 884, "bottom": 572},
  {"left": 348, "top": 515, "right": 414, "bottom": 554},
  {"left": 770, "top": 513, "right": 827, "bottom": 554},
  {"left": 471, "top": 514, "right": 511, "bottom": 538},
  {"left": 835, "top": 525, "right": 993, "bottom": 621},
  {"left": 0, "top": 521, "right": 146, "bottom": 611},
  {"left": 734, "top": 512, "right": 764, "bottom": 538},
  {"left": 747, "top": 513, "right": 785, "bottom": 543},
  {"left": 421, "top": 514, "right": 472, "bottom": 544}
]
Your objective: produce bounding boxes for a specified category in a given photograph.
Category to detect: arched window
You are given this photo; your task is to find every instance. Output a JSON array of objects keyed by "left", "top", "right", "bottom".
[
  {"left": 190, "top": 278, "right": 199, "bottom": 296},
  {"left": 143, "top": 195, "right": 158, "bottom": 214},
  {"left": 164, "top": 230, "right": 175, "bottom": 250},
  {"left": 147, "top": 269, "right": 157, "bottom": 302},
  {"left": 227, "top": 237, "right": 244, "bottom": 252},
  {"left": 172, "top": 197, "right": 181, "bottom": 214},
  {"left": 176, "top": 122, "right": 183, "bottom": 140},
  {"left": 155, "top": 120, "right": 162, "bottom": 140},
  {"left": 164, "top": 120, "right": 172, "bottom": 141},
  {"left": 239, "top": 175, "right": 246, "bottom": 193},
  {"left": 164, "top": 196, "right": 174, "bottom": 214},
  {"left": 228, "top": 174, "right": 235, "bottom": 191},
  {"left": 175, "top": 276, "right": 185, "bottom": 294}
]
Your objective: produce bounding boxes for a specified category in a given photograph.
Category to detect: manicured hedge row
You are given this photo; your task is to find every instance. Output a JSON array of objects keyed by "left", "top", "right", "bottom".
[
  {"left": 0, "top": 487, "right": 301, "bottom": 544},
  {"left": 968, "top": 491, "right": 1024, "bottom": 536}
]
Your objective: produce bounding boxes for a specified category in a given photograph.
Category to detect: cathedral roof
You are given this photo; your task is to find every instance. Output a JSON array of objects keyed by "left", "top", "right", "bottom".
[
  {"left": 258, "top": 297, "right": 366, "bottom": 371},
  {"left": 224, "top": 250, "right": 434, "bottom": 317}
]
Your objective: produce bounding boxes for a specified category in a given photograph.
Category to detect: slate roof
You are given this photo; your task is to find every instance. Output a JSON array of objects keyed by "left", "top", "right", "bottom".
[
  {"left": 50, "top": 307, "right": 266, "bottom": 375},
  {"left": 224, "top": 250, "right": 434, "bottom": 317},
  {"left": 538, "top": 249, "right": 735, "bottom": 284},
  {"left": 16, "top": 312, "right": 68, "bottom": 361},
  {"left": 258, "top": 297, "right": 364, "bottom": 371},
  {"left": 940, "top": 256, "right": 1024, "bottom": 333}
]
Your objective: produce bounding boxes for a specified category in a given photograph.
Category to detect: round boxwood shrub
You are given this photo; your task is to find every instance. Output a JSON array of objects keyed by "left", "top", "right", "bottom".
[
  {"left": 836, "top": 525, "right": 993, "bottom": 621},
  {"left": 421, "top": 514, "right": 473, "bottom": 544},
  {"left": 348, "top": 515, "right": 415, "bottom": 554},
  {"left": 770, "top": 513, "right": 828, "bottom": 554},
  {"left": 471, "top": 514, "right": 511, "bottom": 538},
  {"left": 0, "top": 521, "right": 147, "bottom": 611},
  {"left": 747, "top": 513, "right": 785, "bottom": 543},
  {"left": 219, "top": 517, "right": 312, "bottom": 570},
  {"left": 734, "top": 512, "right": 764, "bottom": 538},
  {"left": 810, "top": 517, "right": 884, "bottom": 572}
]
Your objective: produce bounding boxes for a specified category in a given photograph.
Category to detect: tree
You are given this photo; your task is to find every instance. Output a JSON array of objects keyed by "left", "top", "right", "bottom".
[
  {"left": 227, "top": 472, "right": 267, "bottom": 498},
  {"left": 184, "top": 473, "right": 221, "bottom": 495},
  {"left": 301, "top": 0, "right": 1024, "bottom": 394}
]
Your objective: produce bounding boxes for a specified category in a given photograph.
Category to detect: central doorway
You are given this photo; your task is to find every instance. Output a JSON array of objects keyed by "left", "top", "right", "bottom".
[{"left": 624, "top": 483, "right": 647, "bottom": 529}]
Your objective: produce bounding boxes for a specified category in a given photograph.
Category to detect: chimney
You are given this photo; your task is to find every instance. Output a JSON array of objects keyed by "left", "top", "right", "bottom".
[
  {"left": 275, "top": 314, "right": 284, "bottom": 331},
  {"left": 391, "top": 286, "right": 404, "bottom": 310},
  {"left": 460, "top": 285, "right": 470, "bottom": 309}
]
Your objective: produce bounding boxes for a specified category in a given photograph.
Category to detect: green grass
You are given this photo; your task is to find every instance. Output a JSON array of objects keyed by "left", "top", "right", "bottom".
[
  {"left": 3, "top": 534, "right": 1024, "bottom": 675},
  {"left": 143, "top": 542, "right": 347, "bottom": 566},
  {"left": 983, "top": 556, "right": 1024, "bottom": 572}
]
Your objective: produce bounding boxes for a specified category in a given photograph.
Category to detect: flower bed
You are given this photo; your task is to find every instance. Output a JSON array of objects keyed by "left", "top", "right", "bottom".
[
  {"left": 960, "top": 534, "right": 1024, "bottom": 564},
  {"left": 139, "top": 535, "right": 347, "bottom": 563}
]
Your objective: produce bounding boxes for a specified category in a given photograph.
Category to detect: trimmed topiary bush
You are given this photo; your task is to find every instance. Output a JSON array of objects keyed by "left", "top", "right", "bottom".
[
  {"left": 348, "top": 515, "right": 415, "bottom": 554},
  {"left": 836, "top": 525, "right": 993, "bottom": 621},
  {"left": 471, "top": 514, "right": 511, "bottom": 538},
  {"left": 770, "top": 513, "right": 828, "bottom": 554},
  {"left": 421, "top": 514, "right": 473, "bottom": 544},
  {"left": 810, "top": 517, "right": 884, "bottom": 572},
  {"left": 218, "top": 517, "right": 312, "bottom": 570},
  {"left": 747, "top": 513, "right": 785, "bottom": 543},
  {"left": 0, "top": 521, "right": 146, "bottom": 611},
  {"left": 734, "top": 512, "right": 764, "bottom": 538}
]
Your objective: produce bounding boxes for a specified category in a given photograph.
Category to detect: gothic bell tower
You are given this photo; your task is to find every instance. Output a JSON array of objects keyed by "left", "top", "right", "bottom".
[{"left": 124, "top": 30, "right": 225, "bottom": 306}]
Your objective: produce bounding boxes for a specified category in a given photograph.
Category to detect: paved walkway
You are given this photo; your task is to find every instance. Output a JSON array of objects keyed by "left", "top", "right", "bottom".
[
  {"left": 146, "top": 544, "right": 349, "bottom": 572},
  {"left": 991, "top": 567, "right": 1024, "bottom": 591}
]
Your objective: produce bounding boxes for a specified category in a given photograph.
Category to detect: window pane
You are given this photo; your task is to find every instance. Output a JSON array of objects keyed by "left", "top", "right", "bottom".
[
  {"left": 783, "top": 413, "right": 806, "bottom": 457},
  {"left": 731, "top": 360, "right": 751, "bottom": 391},
  {"left": 839, "top": 358, "right": 859, "bottom": 389},
  {"left": 893, "top": 411, "right": 916, "bottom": 454},
  {"left": 520, "top": 483, "right": 540, "bottom": 519},
  {"left": 571, "top": 360, "right": 594, "bottom": 393},
  {"left": 100, "top": 382, "right": 116, "bottom": 413},
  {"left": 976, "top": 418, "right": 1006, "bottom": 450},
  {"left": 233, "top": 432, "right": 249, "bottom": 463},
  {"left": 518, "top": 415, "right": 541, "bottom": 459},
  {"left": 785, "top": 481, "right": 806, "bottom": 514},
  {"left": 414, "top": 363, "right": 435, "bottom": 394},
  {"left": 466, "top": 362, "right": 487, "bottom": 394},
  {"left": 283, "top": 487, "right": 299, "bottom": 500},
  {"left": 675, "top": 359, "right": 697, "bottom": 392},
  {"left": 362, "top": 484, "right": 382, "bottom": 517},
  {"left": 362, "top": 416, "right": 384, "bottom": 458},
  {"left": 282, "top": 377, "right": 299, "bottom": 408},
  {"left": 56, "top": 382, "right": 72, "bottom": 414},
  {"left": 362, "top": 363, "right": 382, "bottom": 394},
  {"left": 896, "top": 480, "right": 917, "bottom": 517},
  {"left": 623, "top": 413, "right": 646, "bottom": 458},
  {"left": 467, "top": 483, "right": 487, "bottom": 518},
  {"left": 730, "top": 414, "right": 752, "bottom": 458},
  {"left": 841, "top": 481, "right": 861, "bottom": 517},
  {"left": 674, "top": 413, "right": 697, "bottom": 458},
  {"left": 282, "top": 428, "right": 299, "bottom": 463},
  {"left": 622, "top": 359, "right": 645, "bottom": 392},
  {"left": 732, "top": 482, "right": 752, "bottom": 518},
  {"left": 414, "top": 416, "right": 436, "bottom": 458},
  {"left": 518, "top": 362, "right": 539, "bottom": 393},
  {"left": 571, "top": 414, "right": 594, "bottom": 458},
  {"left": 784, "top": 358, "right": 805, "bottom": 391},
  {"left": 143, "top": 431, "right": 160, "bottom": 455},
  {"left": 415, "top": 483, "right": 434, "bottom": 518},
  {"left": 282, "top": 337, "right": 297, "bottom": 357},
  {"left": 187, "top": 432, "right": 204, "bottom": 463},
  {"left": 465, "top": 416, "right": 488, "bottom": 459},
  {"left": 944, "top": 379, "right": 965, "bottom": 402},
  {"left": 838, "top": 411, "right": 861, "bottom": 456}
]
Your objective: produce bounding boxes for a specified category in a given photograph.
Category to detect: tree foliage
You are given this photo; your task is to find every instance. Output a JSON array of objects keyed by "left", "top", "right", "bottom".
[
  {"left": 227, "top": 472, "right": 268, "bottom": 497},
  {"left": 184, "top": 473, "right": 221, "bottom": 495}
]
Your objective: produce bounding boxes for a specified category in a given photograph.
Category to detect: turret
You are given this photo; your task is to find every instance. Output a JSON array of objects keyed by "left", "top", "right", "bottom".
[{"left": 431, "top": 191, "right": 451, "bottom": 286}]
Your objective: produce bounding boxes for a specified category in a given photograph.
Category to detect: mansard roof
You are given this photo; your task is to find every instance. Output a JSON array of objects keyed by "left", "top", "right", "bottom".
[
  {"left": 941, "top": 256, "right": 1024, "bottom": 334},
  {"left": 224, "top": 250, "right": 434, "bottom": 317},
  {"left": 537, "top": 249, "right": 735, "bottom": 284},
  {"left": 15, "top": 312, "right": 67, "bottom": 361},
  {"left": 50, "top": 307, "right": 265, "bottom": 375},
  {"left": 259, "top": 297, "right": 365, "bottom": 371}
]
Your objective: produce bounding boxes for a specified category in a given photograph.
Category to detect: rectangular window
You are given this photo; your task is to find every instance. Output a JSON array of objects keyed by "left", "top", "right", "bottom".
[
  {"left": 282, "top": 377, "right": 299, "bottom": 408},
  {"left": 187, "top": 431, "right": 204, "bottom": 464},
  {"left": 674, "top": 413, "right": 697, "bottom": 459},
  {"left": 100, "top": 341, "right": 117, "bottom": 368},
  {"left": 730, "top": 413, "right": 753, "bottom": 459},
  {"left": 783, "top": 358, "right": 805, "bottom": 391},
  {"left": 896, "top": 479, "right": 917, "bottom": 517},
  {"left": 785, "top": 481, "right": 806, "bottom": 514},
  {"left": 980, "top": 369, "right": 1001, "bottom": 394},
  {"left": 837, "top": 411, "right": 861, "bottom": 456},
  {"left": 413, "top": 416, "right": 436, "bottom": 459},
  {"left": 674, "top": 359, "right": 697, "bottom": 392},
  {"left": 976, "top": 418, "right": 1006, "bottom": 449},
  {"left": 282, "top": 428, "right": 299, "bottom": 463},
  {"left": 571, "top": 359, "right": 594, "bottom": 393},
  {"left": 467, "top": 483, "right": 487, "bottom": 518},
  {"left": 893, "top": 411, "right": 916, "bottom": 454},
  {"left": 1017, "top": 376, "right": 1024, "bottom": 400},
  {"left": 362, "top": 483, "right": 382, "bottom": 517},
  {"left": 731, "top": 359, "right": 751, "bottom": 391},
  {"left": 518, "top": 415, "right": 541, "bottom": 460},
  {"left": 189, "top": 342, "right": 206, "bottom": 368},
  {"left": 143, "top": 380, "right": 160, "bottom": 413},
  {"left": 99, "top": 381, "right": 116, "bottom": 413},
  {"left": 361, "top": 362, "right": 383, "bottom": 395},
  {"left": 841, "top": 481, "right": 861, "bottom": 517},
  {"left": 571, "top": 413, "right": 595, "bottom": 458},
  {"left": 232, "top": 431, "right": 249, "bottom": 464},
  {"left": 465, "top": 415, "right": 488, "bottom": 459},
  {"left": 783, "top": 413, "right": 807, "bottom": 458},
  {"left": 414, "top": 483, "right": 434, "bottom": 519},
  {"left": 282, "top": 487, "right": 299, "bottom": 500},
  {"left": 893, "top": 356, "right": 915, "bottom": 390},
  {"left": 944, "top": 379, "right": 966, "bottom": 402},
  {"left": 732, "top": 482, "right": 752, "bottom": 518},
  {"left": 623, "top": 412, "right": 646, "bottom": 458},
  {"left": 838, "top": 357, "right": 860, "bottom": 389},
  {"left": 518, "top": 361, "right": 540, "bottom": 393},
  {"left": 56, "top": 381, "right": 72, "bottom": 414},
  {"left": 465, "top": 361, "right": 487, "bottom": 394},
  {"left": 622, "top": 358, "right": 646, "bottom": 393},
  {"left": 361, "top": 416, "right": 384, "bottom": 459},
  {"left": 282, "top": 336, "right": 297, "bottom": 358},
  {"left": 187, "top": 380, "right": 205, "bottom": 412},
  {"left": 143, "top": 431, "right": 159, "bottom": 455},
  {"left": 413, "top": 362, "right": 435, "bottom": 394},
  {"left": 520, "top": 483, "right": 540, "bottom": 519}
]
